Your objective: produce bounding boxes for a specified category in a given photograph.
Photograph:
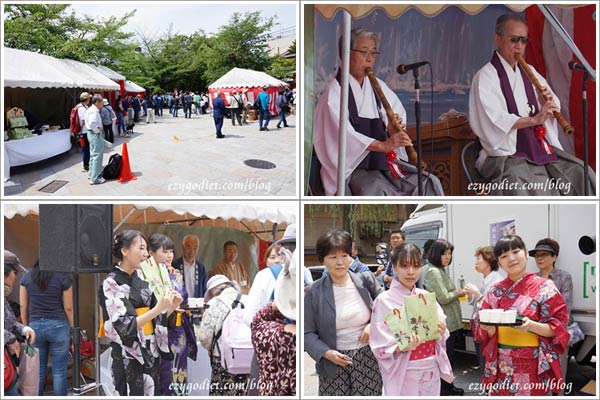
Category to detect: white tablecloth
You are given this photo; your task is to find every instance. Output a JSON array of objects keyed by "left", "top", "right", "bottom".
[
  {"left": 4, "top": 129, "right": 72, "bottom": 181},
  {"left": 188, "top": 344, "right": 212, "bottom": 396}
]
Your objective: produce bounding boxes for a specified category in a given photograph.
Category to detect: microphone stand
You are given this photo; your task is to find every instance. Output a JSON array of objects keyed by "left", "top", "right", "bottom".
[
  {"left": 582, "top": 70, "right": 589, "bottom": 195},
  {"left": 412, "top": 68, "right": 423, "bottom": 195}
]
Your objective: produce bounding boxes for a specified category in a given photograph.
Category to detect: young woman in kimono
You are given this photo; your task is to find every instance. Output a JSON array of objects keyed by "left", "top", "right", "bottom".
[
  {"left": 143, "top": 233, "right": 197, "bottom": 396},
  {"left": 370, "top": 243, "right": 454, "bottom": 396},
  {"left": 99, "top": 230, "right": 182, "bottom": 396},
  {"left": 475, "top": 235, "right": 569, "bottom": 395}
]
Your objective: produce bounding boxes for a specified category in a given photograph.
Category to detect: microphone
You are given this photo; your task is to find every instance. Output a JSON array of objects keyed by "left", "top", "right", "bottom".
[
  {"left": 396, "top": 61, "right": 429, "bottom": 74},
  {"left": 568, "top": 61, "right": 587, "bottom": 72}
]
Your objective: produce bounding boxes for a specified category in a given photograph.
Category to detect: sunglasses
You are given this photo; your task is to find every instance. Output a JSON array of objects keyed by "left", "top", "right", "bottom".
[{"left": 507, "top": 36, "right": 529, "bottom": 44}]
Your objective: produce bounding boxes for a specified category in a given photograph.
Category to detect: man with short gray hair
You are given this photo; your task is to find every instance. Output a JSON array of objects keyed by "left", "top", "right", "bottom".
[
  {"left": 313, "top": 28, "right": 443, "bottom": 196},
  {"left": 84, "top": 94, "right": 106, "bottom": 184}
]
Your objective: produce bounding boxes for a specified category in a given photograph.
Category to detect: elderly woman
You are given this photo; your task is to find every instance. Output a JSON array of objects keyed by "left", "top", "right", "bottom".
[
  {"left": 423, "top": 239, "right": 465, "bottom": 395},
  {"left": 370, "top": 243, "right": 453, "bottom": 396},
  {"left": 99, "top": 230, "right": 181, "bottom": 396},
  {"left": 476, "top": 235, "right": 569, "bottom": 395},
  {"left": 198, "top": 275, "right": 249, "bottom": 395},
  {"left": 464, "top": 246, "right": 505, "bottom": 369},
  {"left": 304, "top": 229, "right": 383, "bottom": 396}
]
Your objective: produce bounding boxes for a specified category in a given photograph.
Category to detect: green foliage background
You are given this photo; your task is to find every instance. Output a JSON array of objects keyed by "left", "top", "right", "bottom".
[{"left": 4, "top": 4, "right": 296, "bottom": 93}]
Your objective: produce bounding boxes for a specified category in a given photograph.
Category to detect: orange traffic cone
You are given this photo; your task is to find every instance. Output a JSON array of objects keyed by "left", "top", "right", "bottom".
[{"left": 118, "top": 142, "right": 137, "bottom": 182}]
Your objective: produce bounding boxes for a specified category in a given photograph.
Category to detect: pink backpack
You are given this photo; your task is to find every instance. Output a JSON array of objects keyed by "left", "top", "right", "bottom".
[{"left": 216, "top": 293, "right": 254, "bottom": 375}]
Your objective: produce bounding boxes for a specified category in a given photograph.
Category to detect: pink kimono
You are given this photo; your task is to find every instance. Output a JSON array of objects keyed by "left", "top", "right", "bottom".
[{"left": 370, "top": 280, "right": 454, "bottom": 396}]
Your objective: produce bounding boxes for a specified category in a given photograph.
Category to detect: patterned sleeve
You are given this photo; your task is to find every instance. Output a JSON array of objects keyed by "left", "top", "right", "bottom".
[
  {"left": 197, "top": 298, "right": 227, "bottom": 352},
  {"left": 536, "top": 279, "right": 569, "bottom": 354},
  {"left": 558, "top": 270, "right": 573, "bottom": 320},
  {"left": 100, "top": 277, "right": 138, "bottom": 348}
]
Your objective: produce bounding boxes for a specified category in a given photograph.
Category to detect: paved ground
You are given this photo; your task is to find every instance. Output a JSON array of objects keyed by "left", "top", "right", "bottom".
[{"left": 4, "top": 112, "right": 296, "bottom": 196}]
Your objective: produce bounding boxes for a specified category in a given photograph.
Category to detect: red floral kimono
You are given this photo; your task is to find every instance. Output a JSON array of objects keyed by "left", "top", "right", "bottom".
[{"left": 474, "top": 272, "right": 569, "bottom": 395}]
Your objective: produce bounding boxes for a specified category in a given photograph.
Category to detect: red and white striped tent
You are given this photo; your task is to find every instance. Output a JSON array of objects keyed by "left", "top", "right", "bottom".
[{"left": 208, "top": 67, "right": 289, "bottom": 115}]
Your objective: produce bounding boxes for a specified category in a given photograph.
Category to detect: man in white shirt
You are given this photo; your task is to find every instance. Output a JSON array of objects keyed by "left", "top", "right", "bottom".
[
  {"left": 172, "top": 235, "right": 208, "bottom": 298},
  {"left": 469, "top": 13, "right": 595, "bottom": 195},
  {"left": 84, "top": 94, "right": 105, "bottom": 185},
  {"left": 313, "top": 28, "right": 443, "bottom": 196},
  {"left": 77, "top": 92, "right": 91, "bottom": 173}
]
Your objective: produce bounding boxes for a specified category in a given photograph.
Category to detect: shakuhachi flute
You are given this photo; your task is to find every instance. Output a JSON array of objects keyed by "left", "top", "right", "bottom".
[
  {"left": 516, "top": 54, "right": 574, "bottom": 135},
  {"left": 365, "top": 67, "right": 421, "bottom": 168}
]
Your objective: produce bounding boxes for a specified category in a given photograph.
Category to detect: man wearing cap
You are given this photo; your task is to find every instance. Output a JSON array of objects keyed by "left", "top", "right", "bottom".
[
  {"left": 211, "top": 241, "right": 251, "bottom": 295},
  {"left": 530, "top": 237, "right": 573, "bottom": 393},
  {"left": 172, "top": 235, "right": 209, "bottom": 298},
  {"left": 100, "top": 98, "right": 116, "bottom": 143},
  {"left": 257, "top": 85, "right": 271, "bottom": 131},
  {"left": 77, "top": 92, "right": 92, "bottom": 172},
  {"left": 84, "top": 94, "right": 106, "bottom": 184},
  {"left": 229, "top": 90, "right": 243, "bottom": 126}
]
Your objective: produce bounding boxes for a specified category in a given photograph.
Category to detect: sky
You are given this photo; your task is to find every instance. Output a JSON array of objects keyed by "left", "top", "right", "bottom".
[{"left": 66, "top": 1, "right": 297, "bottom": 39}]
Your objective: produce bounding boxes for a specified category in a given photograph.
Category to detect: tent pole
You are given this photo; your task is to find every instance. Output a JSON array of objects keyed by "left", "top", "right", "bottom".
[
  {"left": 112, "top": 208, "right": 136, "bottom": 233},
  {"left": 336, "top": 11, "right": 351, "bottom": 196}
]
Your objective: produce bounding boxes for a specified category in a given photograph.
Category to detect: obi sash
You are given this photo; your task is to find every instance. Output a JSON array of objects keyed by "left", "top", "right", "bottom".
[
  {"left": 497, "top": 326, "right": 540, "bottom": 348},
  {"left": 98, "top": 306, "right": 154, "bottom": 338},
  {"left": 336, "top": 69, "right": 388, "bottom": 171},
  {"left": 491, "top": 52, "right": 558, "bottom": 165}
]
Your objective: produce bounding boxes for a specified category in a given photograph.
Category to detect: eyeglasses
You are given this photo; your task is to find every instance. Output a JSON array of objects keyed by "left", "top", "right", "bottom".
[
  {"left": 351, "top": 49, "right": 380, "bottom": 58},
  {"left": 507, "top": 36, "right": 529, "bottom": 44}
]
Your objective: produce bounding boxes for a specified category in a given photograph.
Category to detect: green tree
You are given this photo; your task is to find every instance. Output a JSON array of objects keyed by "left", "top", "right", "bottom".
[
  {"left": 202, "top": 11, "right": 274, "bottom": 84},
  {"left": 268, "top": 40, "right": 296, "bottom": 80}
]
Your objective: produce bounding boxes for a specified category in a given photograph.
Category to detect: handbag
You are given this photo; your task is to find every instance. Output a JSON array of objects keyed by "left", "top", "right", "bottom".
[
  {"left": 18, "top": 342, "right": 40, "bottom": 396},
  {"left": 4, "top": 346, "right": 18, "bottom": 391},
  {"left": 567, "top": 321, "right": 585, "bottom": 346}
]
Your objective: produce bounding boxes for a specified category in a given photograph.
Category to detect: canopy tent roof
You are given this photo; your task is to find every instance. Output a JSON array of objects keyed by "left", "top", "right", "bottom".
[
  {"left": 91, "top": 64, "right": 126, "bottom": 82},
  {"left": 208, "top": 67, "right": 288, "bottom": 89},
  {"left": 124, "top": 80, "right": 145, "bottom": 93},
  {"left": 314, "top": 4, "right": 583, "bottom": 19},
  {"left": 4, "top": 47, "right": 120, "bottom": 91},
  {"left": 4, "top": 203, "right": 296, "bottom": 241}
]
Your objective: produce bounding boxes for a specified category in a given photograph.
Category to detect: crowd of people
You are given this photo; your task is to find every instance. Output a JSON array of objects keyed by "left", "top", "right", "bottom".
[
  {"left": 3, "top": 224, "right": 297, "bottom": 396},
  {"left": 304, "top": 229, "right": 574, "bottom": 396}
]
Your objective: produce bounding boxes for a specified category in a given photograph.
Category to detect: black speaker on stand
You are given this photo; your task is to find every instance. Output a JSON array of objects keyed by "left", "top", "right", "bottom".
[{"left": 39, "top": 204, "right": 113, "bottom": 395}]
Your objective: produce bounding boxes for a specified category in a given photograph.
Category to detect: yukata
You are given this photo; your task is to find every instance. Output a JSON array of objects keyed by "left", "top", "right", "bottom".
[
  {"left": 251, "top": 305, "right": 296, "bottom": 396},
  {"left": 313, "top": 70, "right": 444, "bottom": 196},
  {"left": 469, "top": 51, "right": 596, "bottom": 195},
  {"left": 139, "top": 258, "right": 197, "bottom": 395},
  {"left": 474, "top": 272, "right": 569, "bottom": 395},
  {"left": 370, "top": 280, "right": 453, "bottom": 396},
  {"left": 99, "top": 265, "right": 172, "bottom": 396}
]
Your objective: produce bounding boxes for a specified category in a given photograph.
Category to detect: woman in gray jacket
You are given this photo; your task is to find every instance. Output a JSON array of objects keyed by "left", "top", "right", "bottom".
[{"left": 304, "top": 230, "right": 383, "bottom": 396}]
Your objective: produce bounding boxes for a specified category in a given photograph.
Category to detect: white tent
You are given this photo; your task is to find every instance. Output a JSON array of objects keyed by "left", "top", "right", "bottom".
[
  {"left": 90, "top": 65, "right": 126, "bottom": 82},
  {"left": 208, "top": 67, "right": 288, "bottom": 89},
  {"left": 4, "top": 47, "right": 120, "bottom": 91},
  {"left": 124, "top": 80, "right": 145, "bottom": 94}
]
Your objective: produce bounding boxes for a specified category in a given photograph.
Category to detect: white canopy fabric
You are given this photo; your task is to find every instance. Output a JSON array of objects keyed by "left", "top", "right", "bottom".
[
  {"left": 91, "top": 65, "right": 126, "bottom": 82},
  {"left": 208, "top": 67, "right": 288, "bottom": 89},
  {"left": 124, "top": 80, "right": 145, "bottom": 93},
  {"left": 316, "top": 4, "right": 534, "bottom": 19},
  {"left": 4, "top": 47, "right": 120, "bottom": 91},
  {"left": 4, "top": 203, "right": 296, "bottom": 225}
]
